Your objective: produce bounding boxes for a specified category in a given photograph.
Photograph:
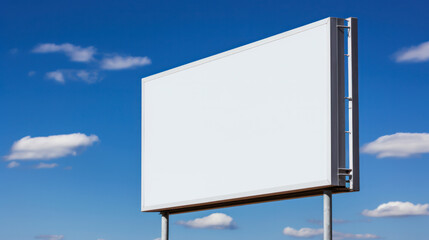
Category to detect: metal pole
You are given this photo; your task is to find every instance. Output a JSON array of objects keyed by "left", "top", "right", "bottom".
[
  {"left": 161, "top": 212, "right": 169, "bottom": 240},
  {"left": 323, "top": 191, "right": 332, "bottom": 240}
]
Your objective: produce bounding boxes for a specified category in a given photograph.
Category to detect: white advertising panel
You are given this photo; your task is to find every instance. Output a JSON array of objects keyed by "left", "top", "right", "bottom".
[{"left": 142, "top": 17, "right": 352, "bottom": 213}]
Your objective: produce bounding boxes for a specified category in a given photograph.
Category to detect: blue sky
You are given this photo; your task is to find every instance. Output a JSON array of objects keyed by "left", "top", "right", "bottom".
[{"left": 1, "top": 0, "right": 429, "bottom": 240}]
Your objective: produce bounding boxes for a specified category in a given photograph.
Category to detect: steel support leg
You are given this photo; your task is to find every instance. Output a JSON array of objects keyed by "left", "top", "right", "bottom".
[
  {"left": 324, "top": 191, "right": 332, "bottom": 240},
  {"left": 161, "top": 212, "right": 169, "bottom": 240}
]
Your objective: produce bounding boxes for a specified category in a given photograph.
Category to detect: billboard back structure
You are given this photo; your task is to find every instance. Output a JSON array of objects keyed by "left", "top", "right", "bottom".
[{"left": 142, "top": 17, "right": 359, "bottom": 213}]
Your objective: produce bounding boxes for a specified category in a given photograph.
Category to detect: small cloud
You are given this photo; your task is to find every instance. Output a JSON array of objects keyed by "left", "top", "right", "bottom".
[
  {"left": 34, "top": 163, "right": 58, "bottom": 169},
  {"left": 32, "top": 43, "right": 150, "bottom": 84},
  {"left": 395, "top": 41, "right": 429, "bottom": 62},
  {"left": 362, "top": 201, "right": 429, "bottom": 217},
  {"left": 45, "top": 70, "right": 100, "bottom": 84},
  {"left": 35, "top": 235, "right": 64, "bottom": 240},
  {"left": 177, "top": 213, "right": 236, "bottom": 229},
  {"left": 64, "top": 166, "right": 72, "bottom": 170},
  {"left": 75, "top": 70, "right": 99, "bottom": 83},
  {"left": 362, "top": 132, "right": 429, "bottom": 158},
  {"left": 283, "top": 227, "right": 323, "bottom": 237},
  {"left": 7, "top": 161, "right": 20, "bottom": 168},
  {"left": 101, "top": 55, "right": 151, "bottom": 70},
  {"left": 153, "top": 238, "right": 161, "bottom": 240},
  {"left": 333, "top": 232, "right": 380, "bottom": 240},
  {"left": 33, "top": 43, "right": 96, "bottom": 62},
  {"left": 5, "top": 133, "right": 99, "bottom": 161},
  {"left": 46, "top": 70, "right": 65, "bottom": 83},
  {"left": 28, "top": 71, "right": 36, "bottom": 77},
  {"left": 283, "top": 227, "right": 379, "bottom": 239}
]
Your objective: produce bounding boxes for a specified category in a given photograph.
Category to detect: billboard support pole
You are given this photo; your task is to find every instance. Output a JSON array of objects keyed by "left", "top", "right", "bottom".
[
  {"left": 161, "top": 212, "right": 169, "bottom": 240},
  {"left": 323, "top": 191, "right": 332, "bottom": 240}
]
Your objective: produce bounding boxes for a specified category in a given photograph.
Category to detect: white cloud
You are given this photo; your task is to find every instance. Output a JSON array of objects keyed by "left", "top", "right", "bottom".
[
  {"left": 395, "top": 41, "right": 429, "bottom": 62},
  {"left": 33, "top": 43, "right": 151, "bottom": 85},
  {"left": 5, "top": 133, "right": 99, "bottom": 161},
  {"left": 35, "top": 163, "right": 58, "bottom": 169},
  {"left": 333, "top": 232, "right": 379, "bottom": 240},
  {"left": 7, "top": 161, "right": 20, "bottom": 168},
  {"left": 35, "top": 235, "right": 64, "bottom": 240},
  {"left": 362, "top": 201, "right": 429, "bottom": 217},
  {"left": 46, "top": 70, "right": 65, "bottom": 83},
  {"left": 153, "top": 238, "right": 161, "bottom": 240},
  {"left": 75, "top": 70, "right": 99, "bottom": 83},
  {"left": 283, "top": 227, "right": 323, "bottom": 237},
  {"left": 101, "top": 55, "right": 151, "bottom": 70},
  {"left": 362, "top": 132, "right": 429, "bottom": 158},
  {"left": 33, "top": 43, "right": 96, "bottom": 62},
  {"left": 45, "top": 70, "right": 99, "bottom": 84},
  {"left": 283, "top": 227, "right": 379, "bottom": 239},
  {"left": 177, "top": 213, "right": 236, "bottom": 229}
]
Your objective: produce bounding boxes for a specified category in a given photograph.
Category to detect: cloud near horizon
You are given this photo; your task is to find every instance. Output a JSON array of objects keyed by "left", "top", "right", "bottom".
[
  {"left": 362, "top": 132, "right": 429, "bottom": 158},
  {"left": 33, "top": 43, "right": 96, "bottom": 62},
  {"left": 101, "top": 55, "right": 151, "bottom": 70},
  {"left": 283, "top": 227, "right": 323, "bottom": 237},
  {"left": 34, "top": 235, "right": 64, "bottom": 240},
  {"left": 395, "top": 41, "right": 429, "bottom": 62},
  {"left": 283, "top": 227, "right": 379, "bottom": 239},
  {"left": 177, "top": 213, "right": 236, "bottom": 229},
  {"left": 362, "top": 201, "right": 429, "bottom": 217},
  {"left": 5, "top": 133, "right": 99, "bottom": 161}
]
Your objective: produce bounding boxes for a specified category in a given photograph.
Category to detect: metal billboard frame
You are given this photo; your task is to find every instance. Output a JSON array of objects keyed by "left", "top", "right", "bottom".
[{"left": 141, "top": 16, "right": 359, "bottom": 240}]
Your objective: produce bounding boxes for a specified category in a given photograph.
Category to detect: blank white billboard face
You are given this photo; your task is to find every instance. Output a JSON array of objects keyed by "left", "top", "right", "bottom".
[{"left": 142, "top": 18, "right": 345, "bottom": 212}]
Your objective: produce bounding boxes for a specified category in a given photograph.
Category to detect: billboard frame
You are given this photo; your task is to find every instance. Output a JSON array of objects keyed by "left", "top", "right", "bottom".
[{"left": 141, "top": 17, "right": 358, "bottom": 214}]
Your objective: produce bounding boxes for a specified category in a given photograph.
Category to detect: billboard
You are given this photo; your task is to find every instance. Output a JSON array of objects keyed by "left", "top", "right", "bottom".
[{"left": 142, "top": 17, "right": 358, "bottom": 213}]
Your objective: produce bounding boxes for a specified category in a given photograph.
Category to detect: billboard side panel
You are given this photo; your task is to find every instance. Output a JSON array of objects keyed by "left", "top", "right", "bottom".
[{"left": 329, "top": 18, "right": 346, "bottom": 187}]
